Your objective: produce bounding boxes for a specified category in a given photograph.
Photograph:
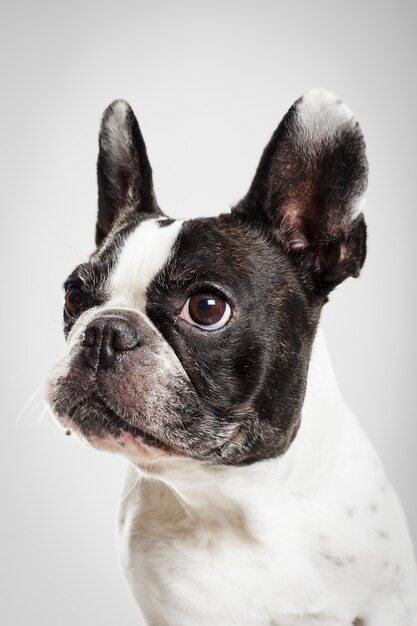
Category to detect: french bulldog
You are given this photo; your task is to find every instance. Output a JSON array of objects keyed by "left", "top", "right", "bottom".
[{"left": 46, "top": 90, "right": 417, "bottom": 625}]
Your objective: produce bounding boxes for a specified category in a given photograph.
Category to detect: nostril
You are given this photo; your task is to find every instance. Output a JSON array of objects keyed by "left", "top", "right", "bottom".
[
  {"left": 81, "top": 314, "right": 139, "bottom": 370},
  {"left": 113, "top": 325, "right": 138, "bottom": 351},
  {"left": 82, "top": 326, "right": 97, "bottom": 347}
]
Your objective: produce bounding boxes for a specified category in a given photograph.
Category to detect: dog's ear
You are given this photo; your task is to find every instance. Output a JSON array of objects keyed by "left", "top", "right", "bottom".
[
  {"left": 96, "top": 100, "right": 161, "bottom": 246},
  {"left": 234, "top": 89, "right": 368, "bottom": 296}
]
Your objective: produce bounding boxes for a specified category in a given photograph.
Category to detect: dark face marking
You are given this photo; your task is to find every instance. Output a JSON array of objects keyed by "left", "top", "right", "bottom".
[{"left": 143, "top": 215, "right": 321, "bottom": 463}]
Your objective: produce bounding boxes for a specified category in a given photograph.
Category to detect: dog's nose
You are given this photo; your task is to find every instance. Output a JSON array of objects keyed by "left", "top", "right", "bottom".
[{"left": 82, "top": 314, "right": 139, "bottom": 369}]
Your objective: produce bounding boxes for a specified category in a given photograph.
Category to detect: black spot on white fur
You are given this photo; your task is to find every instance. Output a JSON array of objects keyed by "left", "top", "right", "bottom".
[
  {"left": 345, "top": 505, "right": 356, "bottom": 518},
  {"left": 321, "top": 551, "right": 345, "bottom": 567},
  {"left": 377, "top": 530, "right": 390, "bottom": 540}
]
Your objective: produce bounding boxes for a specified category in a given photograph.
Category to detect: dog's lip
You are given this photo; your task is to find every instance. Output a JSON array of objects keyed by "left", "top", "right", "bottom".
[
  {"left": 95, "top": 392, "right": 173, "bottom": 451},
  {"left": 54, "top": 389, "right": 173, "bottom": 453},
  {"left": 63, "top": 410, "right": 173, "bottom": 454},
  {"left": 60, "top": 417, "right": 170, "bottom": 460}
]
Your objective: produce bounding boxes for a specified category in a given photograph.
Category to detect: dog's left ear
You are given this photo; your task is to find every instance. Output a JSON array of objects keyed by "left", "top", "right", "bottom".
[
  {"left": 234, "top": 89, "right": 368, "bottom": 296},
  {"left": 96, "top": 100, "right": 161, "bottom": 246}
]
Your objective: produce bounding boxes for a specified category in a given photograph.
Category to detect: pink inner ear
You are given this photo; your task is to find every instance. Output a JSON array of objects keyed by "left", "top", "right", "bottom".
[
  {"left": 338, "top": 242, "right": 348, "bottom": 261},
  {"left": 278, "top": 200, "right": 309, "bottom": 251}
]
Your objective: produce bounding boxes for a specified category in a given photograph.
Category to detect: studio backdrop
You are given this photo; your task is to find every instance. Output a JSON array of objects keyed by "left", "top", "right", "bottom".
[{"left": 1, "top": 1, "right": 415, "bottom": 625}]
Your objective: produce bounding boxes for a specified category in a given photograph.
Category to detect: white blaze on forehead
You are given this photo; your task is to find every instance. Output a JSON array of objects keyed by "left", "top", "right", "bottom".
[{"left": 108, "top": 219, "right": 183, "bottom": 310}]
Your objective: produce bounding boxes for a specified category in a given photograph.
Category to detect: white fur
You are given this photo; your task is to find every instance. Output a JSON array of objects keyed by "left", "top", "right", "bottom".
[
  {"left": 295, "top": 89, "right": 365, "bottom": 220},
  {"left": 102, "top": 100, "right": 132, "bottom": 159},
  {"left": 119, "top": 331, "right": 417, "bottom": 626},
  {"left": 108, "top": 219, "right": 183, "bottom": 311},
  {"left": 296, "top": 89, "right": 355, "bottom": 149}
]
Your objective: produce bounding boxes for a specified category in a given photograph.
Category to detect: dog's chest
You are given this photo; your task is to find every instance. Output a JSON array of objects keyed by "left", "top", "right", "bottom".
[
  {"left": 118, "top": 450, "right": 400, "bottom": 626},
  {"left": 120, "top": 484, "right": 324, "bottom": 624},
  {"left": 156, "top": 512, "right": 340, "bottom": 621}
]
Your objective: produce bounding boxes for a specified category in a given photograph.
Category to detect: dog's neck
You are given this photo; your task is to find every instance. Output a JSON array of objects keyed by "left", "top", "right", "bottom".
[{"left": 134, "top": 329, "right": 347, "bottom": 522}]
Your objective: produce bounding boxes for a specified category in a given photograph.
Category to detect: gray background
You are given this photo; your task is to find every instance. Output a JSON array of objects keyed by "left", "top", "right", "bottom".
[{"left": 1, "top": 1, "right": 415, "bottom": 624}]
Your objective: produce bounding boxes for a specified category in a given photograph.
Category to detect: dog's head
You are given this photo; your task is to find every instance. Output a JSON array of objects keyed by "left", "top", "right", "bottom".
[{"left": 46, "top": 90, "right": 368, "bottom": 468}]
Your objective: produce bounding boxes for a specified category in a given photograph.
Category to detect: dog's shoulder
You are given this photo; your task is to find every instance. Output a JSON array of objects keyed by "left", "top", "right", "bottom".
[{"left": 117, "top": 414, "right": 417, "bottom": 625}]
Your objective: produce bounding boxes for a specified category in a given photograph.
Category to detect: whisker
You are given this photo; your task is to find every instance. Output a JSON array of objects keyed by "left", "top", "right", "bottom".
[
  {"left": 65, "top": 242, "right": 85, "bottom": 263},
  {"left": 120, "top": 471, "right": 143, "bottom": 506},
  {"left": 16, "top": 383, "right": 45, "bottom": 424},
  {"left": 167, "top": 484, "right": 195, "bottom": 522},
  {"left": 34, "top": 402, "right": 53, "bottom": 427},
  {"left": 19, "top": 397, "right": 47, "bottom": 425}
]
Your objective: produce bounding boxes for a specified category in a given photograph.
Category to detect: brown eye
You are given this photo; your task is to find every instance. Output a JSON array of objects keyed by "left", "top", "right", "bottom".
[
  {"left": 64, "top": 287, "right": 84, "bottom": 319},
  {"left": 180, "top": 292, "right": 231, "bottom": 330}
]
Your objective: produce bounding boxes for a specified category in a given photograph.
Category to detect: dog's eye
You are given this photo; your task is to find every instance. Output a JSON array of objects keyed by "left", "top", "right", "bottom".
[
  {"left": 64, "top": 287, "right": 84, "bottom": 319},
  {"left": 180, "top": 292, "right": 231, "bottom": 330}
]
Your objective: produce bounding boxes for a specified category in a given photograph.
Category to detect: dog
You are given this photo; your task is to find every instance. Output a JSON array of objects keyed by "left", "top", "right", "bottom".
[{"left": 46, "top": 89, "right": 417, "bottom": 625}]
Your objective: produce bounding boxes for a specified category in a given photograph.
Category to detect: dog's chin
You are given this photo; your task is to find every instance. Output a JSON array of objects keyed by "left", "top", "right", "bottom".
[
  {"left": 60, "top": 415, "right": 170, "bottom": 462},
  {"left": 56, "top": 413, "right": 173, "bottom": 464},
  {"left": 50, "top": 390, "right": 175, "bottom": 463}
]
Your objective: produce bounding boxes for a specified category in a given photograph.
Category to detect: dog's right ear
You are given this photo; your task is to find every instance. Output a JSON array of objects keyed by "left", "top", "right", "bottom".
[{"left": 96, "top": 100, "right": 161, "bottom": 246}]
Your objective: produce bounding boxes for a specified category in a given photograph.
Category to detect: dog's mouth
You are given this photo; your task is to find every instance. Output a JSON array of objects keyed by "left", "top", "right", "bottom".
[{"left": 51, "top": 385, "right": 173, "bottom": 456}]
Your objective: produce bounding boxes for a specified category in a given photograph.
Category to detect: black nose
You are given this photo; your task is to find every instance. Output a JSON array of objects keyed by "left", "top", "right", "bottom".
[{"left": 82, "top": 314, "right": 139, "bottom": 369}]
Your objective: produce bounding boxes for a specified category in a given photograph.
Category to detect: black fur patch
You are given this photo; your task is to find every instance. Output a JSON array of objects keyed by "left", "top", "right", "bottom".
[{"left": 145, "top": 215, "right": 321, "bottom": 463}]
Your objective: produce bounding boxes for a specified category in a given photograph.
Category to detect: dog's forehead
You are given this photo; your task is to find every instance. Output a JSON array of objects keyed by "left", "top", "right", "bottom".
[{"left": 107, "top": 218, "right": 183, "bottom": 309}]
